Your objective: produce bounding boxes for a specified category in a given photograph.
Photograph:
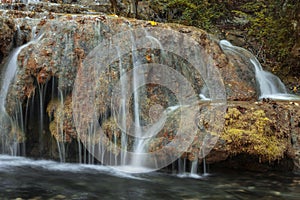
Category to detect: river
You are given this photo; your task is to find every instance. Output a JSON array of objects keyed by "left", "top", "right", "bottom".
[{"left": 0, "top": 155, "right": 299, "bottom": 199}]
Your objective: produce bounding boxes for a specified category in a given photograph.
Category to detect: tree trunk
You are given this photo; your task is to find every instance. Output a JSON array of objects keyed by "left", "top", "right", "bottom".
[
  {"left": 110, "top": 0, "right": 118, "bottom": 14},
  {"left": 129, "top": 0, "right": 138, "bottom": 18}
]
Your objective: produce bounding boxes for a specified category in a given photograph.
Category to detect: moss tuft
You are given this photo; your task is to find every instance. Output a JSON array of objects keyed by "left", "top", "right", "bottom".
[{"left": 222, "top": 107, "right": 286, "bottom": 162}]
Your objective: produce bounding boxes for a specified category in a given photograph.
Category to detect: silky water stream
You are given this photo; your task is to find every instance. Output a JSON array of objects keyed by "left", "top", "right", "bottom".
[{"left": 219, "top": 40, "right": 300, "bottom": 101}]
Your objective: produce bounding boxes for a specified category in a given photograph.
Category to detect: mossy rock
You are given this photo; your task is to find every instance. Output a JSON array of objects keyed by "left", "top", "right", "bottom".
[{"left": 221, "top": 106, "right": 287, "bottom": 162}]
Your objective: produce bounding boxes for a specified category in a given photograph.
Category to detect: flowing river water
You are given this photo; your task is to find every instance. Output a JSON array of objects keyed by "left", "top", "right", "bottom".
[{"left": 0, "top": 155, "right": 299, "bottom": 200}]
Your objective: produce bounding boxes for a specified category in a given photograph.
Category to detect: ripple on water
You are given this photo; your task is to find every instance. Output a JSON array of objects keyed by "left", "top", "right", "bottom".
[
  {"left": 0, "top": 155, "right": 141, "bottom": 180},
  {"left": 0, "top": 155, "right": 299, "bottom": 200}
]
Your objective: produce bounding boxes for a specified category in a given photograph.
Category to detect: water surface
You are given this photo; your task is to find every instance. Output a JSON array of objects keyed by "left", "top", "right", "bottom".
[{"left": 0, "top": 155, "right": 299, "bottom": 199}]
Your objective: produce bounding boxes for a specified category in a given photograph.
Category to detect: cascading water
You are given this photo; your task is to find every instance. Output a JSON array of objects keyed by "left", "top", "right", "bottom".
[
  {"left": 219, "top": 40, "right": 300, "bottom": 100},
  {"left": 190, "top": 159, "right": 202, "bottom": 178},
  {"left": 130, "top": 30, "right": 146, "bottom": 167},
  {"left": 116, "top": 46, "right": 128, "bottom": 166},
  {"left": 0, "top": 9, "right": 226, "bottom": 176},
  {"left": 113, "top": 28, "right": 161, "bottom": 172},
  {"left": 129, "top": 31, "right": 178, "bottom": 171},
  {"left": 0, "top": 27, "right": 43, "bottom": 155},
  {"left": 199, "top": 85, "right": 210, "bottom": 101}
]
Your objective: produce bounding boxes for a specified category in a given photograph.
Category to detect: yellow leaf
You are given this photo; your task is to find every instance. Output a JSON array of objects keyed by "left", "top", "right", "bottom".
[
  {"left": 148, "top": 21, "right": 158, "bottom": 26},
  {"left": 293, "top": 86, "right": 297, "bottom": 92}
]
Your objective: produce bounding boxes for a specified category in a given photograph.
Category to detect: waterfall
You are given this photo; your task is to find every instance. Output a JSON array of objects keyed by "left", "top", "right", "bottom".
[
  {"left": 126, "top": 29, "right": 184, "bottom": 171},
  {"left": 56, "top": 89, "right": 66, "bottom": 163},
  {"left": 177, "top": 157, "right": 203, "bottom": 178},
  {"left": 190, "top": 159, "right": 198, "bottom": 175},
  {"left": 116, "top": 28, "right": 150, "bottom": 171},
  {"left": 116, "top": 46, "right": 128, "bottom": 166},
  {"left": 131, "top": 30, "right": 145, "bottom": 165},
  {"left": 110, "top": 28, "right": 178, "bottom": 172},
  {"left": 1, "top": 0, "right": 229, "bottom": 176},
  {"left": 219, "top": 40, "right": 300, "bottom": 100},
  {"left": 199, "top": 85, "right": 210, "bottom": 101},
  {"left": 178, "top": 157, "right": 186, "bottom": 175},
  {"left": 0, "top": 49, "right": 22, "bottom": 111},
  {"left": 201, "top": 148, "right": 207, "bottom": 175},
  {"left": 0, "top": 28, "right": 44, "bottom": 155}
]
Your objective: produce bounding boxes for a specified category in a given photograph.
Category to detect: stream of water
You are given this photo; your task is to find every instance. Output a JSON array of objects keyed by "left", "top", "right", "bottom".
[
  {"left": 0, "top": 155, "right": 299, "bottom": 200},
  {"left": 219, "top": 40, "right": 300, "bottom": 101}
]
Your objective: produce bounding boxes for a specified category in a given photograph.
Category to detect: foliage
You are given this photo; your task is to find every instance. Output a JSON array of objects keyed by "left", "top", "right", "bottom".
[
  {"left": 150, "top": 0, "right": 300, "bottom": 76},
  {"left": 151, "top": 0, "right": 232, "bottom": 30},
  {"left": 233, "top": 0, "right": 299, "bottom": 74}
]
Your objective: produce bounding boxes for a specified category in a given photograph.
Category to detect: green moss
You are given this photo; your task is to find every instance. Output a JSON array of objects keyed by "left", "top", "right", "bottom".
[
  {"left": 222, "top": 107, "right": 286, "bottom": 162},
  {"left": 151, "top": 0, "right": 231, "bottom": 31},
  {"left": 233, "top": 1, "right": 299, "bottom": 75}
]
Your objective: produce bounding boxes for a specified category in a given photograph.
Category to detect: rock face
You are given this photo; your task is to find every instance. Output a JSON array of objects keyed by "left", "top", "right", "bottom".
[
  {"left": 0, "top": 17, "right": 16, "bottom": 65},
  {"left": 0, "top": 2, "right": 300, "bottom": 172}
]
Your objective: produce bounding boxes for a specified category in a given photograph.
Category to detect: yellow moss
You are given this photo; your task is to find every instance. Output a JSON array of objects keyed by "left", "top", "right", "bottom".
[
  {"left": 47, "top": 97, "right": 76, "bottom": 143},
  {"left": 225, "top": 107, "right": 241, "bottom": 119},
  {"left": 46, "top": 99, "right": 60, "bottom": 118},
  {"left": 221, "top": 107, "right": 285, "bottom": 162},
  {"left": 102, "top": 117, "right": 121, "bottom": 139},
  {"left": 49, "top": 121, "right": 59, "bottom": 141}
]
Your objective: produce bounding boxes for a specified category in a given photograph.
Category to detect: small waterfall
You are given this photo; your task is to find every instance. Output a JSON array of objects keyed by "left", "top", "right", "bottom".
[
  {"left": 199, "top": 85, "right": 210, "bottom": 101},
  {"left": 177, "top": 157, "right": 203, "bottom": 178},
  {"left": 201, "top": 148, "right": 207, "bottom": 175},
  {"left": 178, "top": 157, "right": 187, "bottom": 175},
  {"left": 116, "top": 46, "right": 128, "bottom": 166},
  {"left": 0, "top": 28, "right": 44, "bottom": 155},
  {"left": 190, "top": 159, "right": 198, "bottom": 175},
  {"left": 56, "top": 89, "right": 66, "bottom": 163},
  {"left": 37, "top": 83, "right": 46, "bottom": 154},
  {"left": 129, "top": 27, "right": 147, "bottom": 169},
  {"left": 111, "top": 28, "right": 174, "bottom": 172},
  {"left": 219, "top": 40, "right": 300, "bottom": 100}
]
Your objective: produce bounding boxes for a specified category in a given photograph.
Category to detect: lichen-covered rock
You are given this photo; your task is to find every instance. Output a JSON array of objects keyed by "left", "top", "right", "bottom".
[
  {"left": 0, "top": 17, "right": 16, "bottom": 65},
  {"left": 204, "top": 101, "right": 300, "bottom": 171},
  {"left": 222, "top": 107, "right": 286, "bottom": 162}
]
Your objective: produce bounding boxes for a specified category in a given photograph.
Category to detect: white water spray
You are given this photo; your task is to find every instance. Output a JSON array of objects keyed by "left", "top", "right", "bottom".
[
  {"left": 129, "top": 28, "right": 147, "bottom": 168},
  {"left": 0, "top": 29, "right": 44, "bottom": 155},
  {"left": 219, "top": 40, "right": 300, "bottom": 100}
]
